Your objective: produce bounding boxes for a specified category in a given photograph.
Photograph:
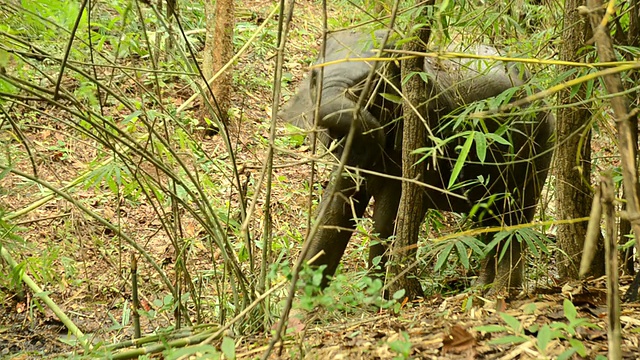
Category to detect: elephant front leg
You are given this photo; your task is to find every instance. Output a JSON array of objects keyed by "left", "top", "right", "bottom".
[
  {"left": 477, "top": 237, "right": 524, "bottom": 294},
  {"left": 303, "top": 176, "right": 371, "bottom": 288},
  {"left": 476, "top": 206, "right": 534, "bottom": 294},
  {"left": 368, "top": 179, "right": 402, "bottom": 279}
]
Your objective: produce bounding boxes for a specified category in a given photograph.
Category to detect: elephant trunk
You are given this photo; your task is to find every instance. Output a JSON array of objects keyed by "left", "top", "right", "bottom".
[{"left": 315, "top": 89, "right": 386, "bottom": 167}]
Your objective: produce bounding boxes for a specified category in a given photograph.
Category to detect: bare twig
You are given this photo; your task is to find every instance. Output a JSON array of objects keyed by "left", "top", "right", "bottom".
[{"left": 601, "top": 175, "right": 622, "bottom": 360}]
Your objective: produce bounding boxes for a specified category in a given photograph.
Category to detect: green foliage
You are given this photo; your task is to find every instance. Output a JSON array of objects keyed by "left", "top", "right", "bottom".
[
  {"left": 19, "top": 0, "right": 87, "bottom": 40},
  {"left": 486, "top": 228, "right": 551, "bottom": 263},
  {"left": 107, "top": 299, "right": 132, "bottom": 331},
  {"left": 413, "top": 91, "right": 522, "bottom": 192},
  {"left": 424, "top": 226, "right": 551, "bottom": 295},
  {"left": 433, "top": 235, "right": 485, "bottom": 273},
  {"left": 388, "top": 331, "right": 412, "bottom": 360},
  {"left": 277, "top": 123, "right": 307, "bottom": 148},
  {"left": 220, "top": 336, "right": 236, "bottom": 360},
  {"left": 296, "top": 265, "right": 401, "bottom": 316},
  {"left": 476, "top": 299, "right": 599, "bottom": 358},
  {"left": 7, "top": 258, "right": 26, "bottom": 295}
]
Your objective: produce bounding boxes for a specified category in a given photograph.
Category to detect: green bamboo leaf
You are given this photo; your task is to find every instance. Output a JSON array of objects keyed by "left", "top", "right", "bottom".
[
  {"left": 460, "top": 236, "right": 485, "bottom": 256},
  {"left": 485, "top": 231, "right": 511, "bottom": 254},
  {"left": 529, "top": 229, "right": 551, "bottom": 254},
  {"left": 518, "top": 231, "right": 539, "bottom": 257},
  {"left": 474, "top": 131, "right": 487, "bottom": 163},
  {"left": 497, "top": 235, "right": 512, "bottom": 262},
  {"left": 484, "top": 132, "right": 511, "bottom": 146},
  {"left": 448, "top": 132, "right": 474, "bottom": 189},
  {"left": 434, "top": 242, "right": 454, "bottom": 271},
  {"left": 568, "top": 338, "right": 587, "bottom": 357},
  {"left": 380, "top": 92, "right": 403, "bottom": 104},
  {"left": 454, "top": 240, "right": 470, "bottom": 269},
  {"left": 557, "top": 348, "right": 577, "bottom": 360}
]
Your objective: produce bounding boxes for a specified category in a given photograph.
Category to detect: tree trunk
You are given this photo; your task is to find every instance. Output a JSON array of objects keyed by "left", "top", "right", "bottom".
[
  {"left": 201, "top": 0, "right": 235, "bottom": 134},
  {"left": 555, "top": 0, "right": 605, "bottom": 280},
  {"left": 619, "top": 0, "right": 640, "bottom": 277},
  {"left": 389, "top": 22, "right": 432, "bottom": 301},
  {"left": 584, "top": 0, "right": 640, "bottom": 301}
]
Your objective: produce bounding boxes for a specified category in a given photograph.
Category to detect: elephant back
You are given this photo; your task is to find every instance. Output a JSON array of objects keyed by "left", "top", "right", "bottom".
[{"left": 424, "top": 44, "right": 528, "bottom": 110}]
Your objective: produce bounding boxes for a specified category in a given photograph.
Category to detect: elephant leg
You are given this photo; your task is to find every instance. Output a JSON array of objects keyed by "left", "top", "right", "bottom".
[
  {"left": 477, "top": 229, "right": 524, "bottom": 291},
  {"left": 477, "top": 204, "right": 536, "bottom": 292},
  {"left": 303, "top": 174, "right": 371, "bottom": 288},
  {"left": 368, "top": 178, "right": 402, "bottom": 277}
]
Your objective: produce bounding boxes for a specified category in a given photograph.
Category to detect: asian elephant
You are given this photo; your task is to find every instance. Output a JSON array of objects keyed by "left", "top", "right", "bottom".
[{"left": 279, "top": 29, "right": 555, "bottom": 293}]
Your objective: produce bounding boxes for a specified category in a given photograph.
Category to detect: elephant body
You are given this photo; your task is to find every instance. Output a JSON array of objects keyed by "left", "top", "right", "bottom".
[{"left": 280, "top": 29, "right": 555, "bottom": 292}]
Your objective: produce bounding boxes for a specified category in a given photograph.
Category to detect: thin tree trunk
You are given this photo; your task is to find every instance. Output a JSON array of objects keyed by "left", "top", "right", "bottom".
[
  {"left": 389, "top": 12, "right": 433, "bottom": 301},
  {"left": 619, "top": 0, "right": 640, "bottom": 277},
  {"left": 201, "top": 0, "right": 235, "bottom": 134},
  {"left": 584, "top": 0, "right": 640, "bottom": 301},
  {"left": 555, "top": 0, "right": 605, "bottom": 279}
]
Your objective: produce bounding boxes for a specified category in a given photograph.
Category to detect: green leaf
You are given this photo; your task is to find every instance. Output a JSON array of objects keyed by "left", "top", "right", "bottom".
[
  {"left": 402, "top": 71, "right": 427, "bottom": 86},
  {"left": 121, "top": 300, "right": 130, "bottom": 326},
  {"left": 563, "top": 299, "right": 578, "bottom": 321},
  {"left": 221, "top": 336, "right": 236, "bottom": 359},
  {"left": 475, "top": 325, "right": 508, "bottom": 333},
  {"left": 460, "top": 236, "right": 485, "bottom": 256},
  {"left": 496, "top": 235, "right": 513, "bottom": 263},
  {"left": 585, "top": 78, "right": 594, "bottom": 99},
  {"left": 474, "top": 131, "right": 487, "bottom": 163},
  {"left": 569, "top": 83, "right": 580, "bottom": 99},
  {"left": 123, "top": 110, "right": 142, "bottom": 124},
  {"left": 488, "top": 335, "right": 528, "bottom": 345},
  {"left": 536, "top": 325, "right": 551, "bottom": 354},
  {"left": 485, "top": 231, "right": 511, "bottom": 254},
  {"left": 448, "top": 131, "right": 474, "bottom": 189},
  {"left": 499, "top": 312, "right": 522, "bottom": 334},
  {"left": 392, "top": 289, "right": 406, "bottom": 300},
  {"left": 434, "top": 242, "right": 454, "bottom": 271},
  {"left": 518, "top": 231, "right": 539, "bottom": 257},
  {"left": 528, "top": 229, "right": 551, "bottom": 254},
  {"left": 417, "top": 71, "right": 430, "bottom": 83},
  {"left": 556, "top": 348, "right": 577, "bottom": 360},
  {"left": 379, "top": 92, "right": 403, "bottom": 104},
  {"left": 568, "top": 338, "right": 587, "bottom": 357},
  {"left": 522, "top": 303, "right": 537, "bottom": 315},
  {"left": 484, "top": 132, "right": 511, "bottom": 146},
  {"left": 454, "top": 240, "right": 470, "bottom": 269}
]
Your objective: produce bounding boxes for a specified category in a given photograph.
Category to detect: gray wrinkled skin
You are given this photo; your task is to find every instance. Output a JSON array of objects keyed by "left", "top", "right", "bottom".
[{"left": 280, "top": 29, "right": 555, "bottom": 293}]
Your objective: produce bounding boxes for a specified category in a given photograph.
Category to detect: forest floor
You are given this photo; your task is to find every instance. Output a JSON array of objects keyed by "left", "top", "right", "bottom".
[{"left": 1, "top": 1, "right": 640, "bottom": 359}]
